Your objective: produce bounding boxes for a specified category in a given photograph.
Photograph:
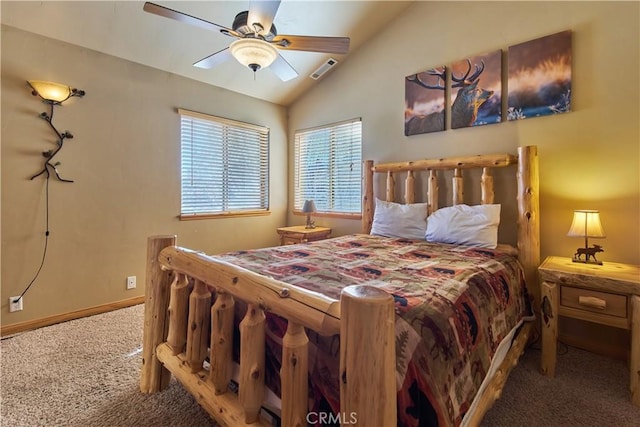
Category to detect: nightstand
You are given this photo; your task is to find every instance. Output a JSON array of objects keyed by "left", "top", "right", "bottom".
[
  {"left": 539, "top": 256, "right": 640, "bottom": 406},
  {"left": 276, "top": 226, "right": 332, "bottom": 245}
]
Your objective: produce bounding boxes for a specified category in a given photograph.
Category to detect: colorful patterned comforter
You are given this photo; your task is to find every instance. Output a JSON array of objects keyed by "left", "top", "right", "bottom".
[{"left": 217, "top": 234, "right": 532, "bottom": 426}]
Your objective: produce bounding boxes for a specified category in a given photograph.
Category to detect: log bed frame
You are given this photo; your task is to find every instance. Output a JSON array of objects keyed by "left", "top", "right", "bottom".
[{"left": 140, "top": 145, "right": 539, "bottom": 426}]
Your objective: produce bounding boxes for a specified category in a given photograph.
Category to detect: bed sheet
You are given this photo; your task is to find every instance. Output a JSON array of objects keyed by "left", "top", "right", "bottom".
[{"left": 218, "top": 234, "right": 532, "bottom": 426}]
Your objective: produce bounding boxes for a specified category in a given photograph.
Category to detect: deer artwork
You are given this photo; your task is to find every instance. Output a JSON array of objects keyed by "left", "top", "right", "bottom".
[{"left": 405, "top": 60, "right": 494, "bottom": 136}]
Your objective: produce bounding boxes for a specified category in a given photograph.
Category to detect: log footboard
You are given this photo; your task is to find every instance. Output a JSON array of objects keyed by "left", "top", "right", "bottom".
[{"left": 140, "top": 236, "right": 396, "bottom": 426}]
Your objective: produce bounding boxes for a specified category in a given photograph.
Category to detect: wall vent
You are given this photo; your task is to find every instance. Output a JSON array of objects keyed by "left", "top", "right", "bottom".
[{"left": 309, "top": 58, "right": 338, "bottom": 80}]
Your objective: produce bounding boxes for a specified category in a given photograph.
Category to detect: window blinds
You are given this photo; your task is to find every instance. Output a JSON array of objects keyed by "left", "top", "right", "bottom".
[
  {"left": 294, "top": 118, "right": 362, "bottom": 214},
  {"left": 179, "top": 109, "right": 269, "bottom": 216}
]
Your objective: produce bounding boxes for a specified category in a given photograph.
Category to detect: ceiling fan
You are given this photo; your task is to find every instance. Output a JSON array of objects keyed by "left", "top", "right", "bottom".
[{"left": 143, "top": 1, "right": 350, "bottom": 81}]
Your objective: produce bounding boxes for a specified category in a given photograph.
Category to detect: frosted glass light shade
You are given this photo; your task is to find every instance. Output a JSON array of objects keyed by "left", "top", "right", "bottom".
[
  {"left": 229, "top": 39, "right": 278, "bottom": 71},
  {"left": 567, "top": 210, "right": 605, "bottom": 238},
  {"left": 27, "top": 80, "right": 72, "bottom": 103}
]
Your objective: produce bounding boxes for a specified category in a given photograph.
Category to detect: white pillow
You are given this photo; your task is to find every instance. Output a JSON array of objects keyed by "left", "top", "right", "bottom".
[
  {"left": 370, "top": 199, "right": 428, "bottom": 240},
  {"left": 425, "top": 204, "right": 501, "bottom": 248}
]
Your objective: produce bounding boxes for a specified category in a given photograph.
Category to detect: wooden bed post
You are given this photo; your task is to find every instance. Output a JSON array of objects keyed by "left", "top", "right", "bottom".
[
  {"left": 362, "top": 160, "right": 374, "bottom": 234},
  {"left": 239, "top": 304, "right": 266, "bottom": 423},
  {"left": 186, "top": 280, "right": 212, "bottom": 373},
  {"left": 481, "top": 167, "right": 494, "bottom": 204},
  {"left": 452, "top": 168, "right": 464, "bottom": 205},
  {"left": 209, "top": 292, "right": 235, "bottom": 395},
  {"left": 140, "top": 235, "right": 176, "bottom": 393},
  {"left": 405, "top": 170, "right": 415, "bottom": 204},
  {"left": 386, "top": 171, "right": 395, "bottom": 202},
  {"left": 281, "top": 322, "right": 309, "bottom": 426},
  {"left": 166, "top": 273, "right": 189, "bottom": 355},
  {"left": 517, "top": 145, "right": 540, "bottom": 313},
  {"left": 340, "top": 285, "right": 396, "bottom": 426},
  {"left": 428, "top": 170, "right": 438, "bottom": 215}
]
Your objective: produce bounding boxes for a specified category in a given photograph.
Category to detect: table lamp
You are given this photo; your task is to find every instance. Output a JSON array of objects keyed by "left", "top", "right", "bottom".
[
  {"left": 302, "top": 200, "right": 316, "bottom": 229},
  {"left": 567, "top": 210, "right": 605, "bottom": 265}
]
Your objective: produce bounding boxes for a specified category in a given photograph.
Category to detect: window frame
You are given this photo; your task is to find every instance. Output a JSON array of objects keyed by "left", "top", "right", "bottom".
[
  {"left": 293, "top": 118, "right": 362, "bottom": 219},
  {"left": 178, "top": 108, "right": 270, "bottom": 220}
]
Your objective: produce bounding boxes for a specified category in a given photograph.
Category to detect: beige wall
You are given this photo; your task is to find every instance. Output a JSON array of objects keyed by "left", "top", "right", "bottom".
[
  {"left": 288, "top": 1, "right": 640, "bottom": 265},
  {"left": 1, "top": 26, "right": 288, "bottom": 325},
  {"left": 3, "top": 1, "right": 639, "bottom": 328}
]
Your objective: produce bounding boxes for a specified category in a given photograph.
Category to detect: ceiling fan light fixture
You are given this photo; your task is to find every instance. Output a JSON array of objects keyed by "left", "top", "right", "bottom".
[{"left": 230, "top": 38, "right": 278, "bottom": 72}]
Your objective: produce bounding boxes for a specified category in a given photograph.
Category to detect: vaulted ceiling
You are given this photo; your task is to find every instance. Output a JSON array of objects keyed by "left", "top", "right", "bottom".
[{"left": 1, "top": 1, "right": 413, "bottom": 106}]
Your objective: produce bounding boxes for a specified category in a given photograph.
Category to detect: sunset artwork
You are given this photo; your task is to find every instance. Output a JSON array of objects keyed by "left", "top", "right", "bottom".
[
  {"left": 507, "top": 30, "right": 572, "bottom": 120},
  {"left": 450, "top": 50, "right": 502, "bottom": 129},
  {"left": 404, "top": 66, "right": 446, "bottom": 136}
]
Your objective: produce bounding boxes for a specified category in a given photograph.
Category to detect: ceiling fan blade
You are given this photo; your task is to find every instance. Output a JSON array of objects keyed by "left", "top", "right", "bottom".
[
  {"left": 143, "top": 2, "right": 239, "bottom": 37},
  {"left": 247, "top": 0, "right": 281, "bottom": 35},
  {"left": 272, "top": 35, "right": 350, "bottom": 54},
  {"left": 193, "top": 48, "right": 233, "bottom": 69},
  {"left": 270, "top": 54, "right": 298, "bottom": 82}
]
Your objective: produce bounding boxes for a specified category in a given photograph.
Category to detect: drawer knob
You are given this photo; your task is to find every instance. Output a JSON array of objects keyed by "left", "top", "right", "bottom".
[{"left": 578, "top": 296, "right": 607, "bottom": 310}]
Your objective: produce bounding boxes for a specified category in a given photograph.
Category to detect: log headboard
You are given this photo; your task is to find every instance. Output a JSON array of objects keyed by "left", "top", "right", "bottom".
[{"left": 361, "top": 145, "right": 540, "bottom": 310}]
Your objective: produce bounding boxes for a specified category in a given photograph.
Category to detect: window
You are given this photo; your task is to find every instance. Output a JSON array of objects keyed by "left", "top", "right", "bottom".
[
  {"left": 179, "top": 109, "right": 269, "bottom": 218},
  {"left": 294, "top": 118, "right": 362, "bottom": 214}
]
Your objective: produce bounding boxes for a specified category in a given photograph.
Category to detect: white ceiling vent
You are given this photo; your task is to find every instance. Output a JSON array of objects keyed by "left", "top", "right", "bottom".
[{"left": 310, "top": 58, "right": 338, "bottom": 80}]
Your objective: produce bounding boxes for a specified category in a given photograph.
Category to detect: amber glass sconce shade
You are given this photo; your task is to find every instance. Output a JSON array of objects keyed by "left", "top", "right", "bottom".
[{"left": 27, "top": 80, "right": 85, "bottom": 104}]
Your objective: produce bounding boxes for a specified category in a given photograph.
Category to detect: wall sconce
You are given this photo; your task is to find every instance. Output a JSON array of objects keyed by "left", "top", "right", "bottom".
[
  {"left": 567, "top": 209, "right": 606, "bottom": 265},
  {"left": 12, "top": 80, "right": 86, "bottom": 307},
  {"left": 27, "top": 80, "right": 85, "bottom": 182},
  {"left": 302, "top": 200, "right": 317, "bottom": 229}
]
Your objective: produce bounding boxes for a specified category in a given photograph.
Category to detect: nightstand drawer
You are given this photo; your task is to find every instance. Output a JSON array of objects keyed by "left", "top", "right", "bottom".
[
  {"left": 282, "top": 235, "right": 304, "bottom": 245},
  {"left": 560, "top": 286, "right": 627, "bottom": 318}
]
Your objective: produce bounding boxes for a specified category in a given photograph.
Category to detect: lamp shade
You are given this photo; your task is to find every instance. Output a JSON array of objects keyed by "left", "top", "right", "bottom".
[
  {"left": 567, "top": 210, "right": 605, "bottom": 238},
  {"left": 229, "top": 39, "right": 278, "bottom": 72},
  {"left": 27, "top": 80, "right": 73, "bottom": 104},
  {"left": 302, "top": 200, "right": 317, "bottom": 213}
]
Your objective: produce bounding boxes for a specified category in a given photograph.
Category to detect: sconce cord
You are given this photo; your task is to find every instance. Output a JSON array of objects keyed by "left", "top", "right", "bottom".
[
  {"left": 13, "top": 177, "right": 50, "bottom": 304},
  {"left": 14, "top": 101, "right": 68, "bottom": 304}
]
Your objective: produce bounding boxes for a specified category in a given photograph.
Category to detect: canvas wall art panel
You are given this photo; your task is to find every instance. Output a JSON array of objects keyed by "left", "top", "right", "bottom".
[
  {"left": 450, "top": 50, "right": 502, "bottom": 129},
  {"left": 507, "top": 30, "right": 572, "bottom": 120},
  {"left": 404, "top": 66, "right": 446, "bottom": 136}
]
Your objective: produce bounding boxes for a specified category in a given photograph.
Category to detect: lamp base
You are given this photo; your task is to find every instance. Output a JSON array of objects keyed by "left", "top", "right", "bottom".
[
  {"left": 572, "top": 244, "right": 604, "bottom": 265},
  {"left": 571, "top": 257, "right": 603, "bottom": 266},
  {"left": 305, "top": 214, "right": 315, "bottom": 229}
]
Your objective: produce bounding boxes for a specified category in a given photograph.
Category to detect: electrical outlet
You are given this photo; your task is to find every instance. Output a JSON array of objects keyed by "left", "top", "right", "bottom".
[
  {"left": 9, "top": 296, "right": 23, "bottom": 312},
  {"left": 126, "top": 276, "right": 136, "bottom": 290}
]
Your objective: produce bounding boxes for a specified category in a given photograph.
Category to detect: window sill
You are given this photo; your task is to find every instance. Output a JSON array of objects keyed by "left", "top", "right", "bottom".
[{"left": 180, "top": 210, "right": 271, "bottom": 221}]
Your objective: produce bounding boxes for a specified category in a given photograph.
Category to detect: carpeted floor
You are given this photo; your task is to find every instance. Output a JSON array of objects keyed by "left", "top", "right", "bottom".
[
  {"left": 1, "top": 305, "right": 215, "bottom": 427},
  {"left": 1, "top": 304, "right": 639, "bottom": 426},
  {"left": 481, "top": 340, "right": 640, "bottom": 427}
]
